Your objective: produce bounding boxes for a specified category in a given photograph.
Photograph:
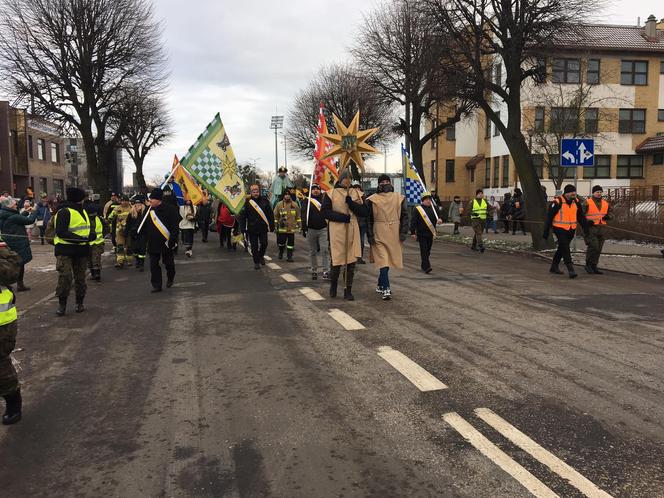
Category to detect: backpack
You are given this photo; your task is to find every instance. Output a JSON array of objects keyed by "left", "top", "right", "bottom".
[{"left": 45, "top": 215, "right": 57, "bottom": 245}]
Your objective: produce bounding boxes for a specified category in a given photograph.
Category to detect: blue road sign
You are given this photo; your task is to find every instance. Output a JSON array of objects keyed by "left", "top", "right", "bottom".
[{"left": 560, "top": 138, "right": 595, "bottom": 167}]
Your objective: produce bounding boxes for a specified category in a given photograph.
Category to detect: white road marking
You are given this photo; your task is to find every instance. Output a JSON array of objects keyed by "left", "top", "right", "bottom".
[
  {"left": 328, "top": 309, "right": 365, "bottom": 331},
  {"left": 377, "top": 346, "right": 447, "bottom": 391},
  {"left": 443, "top": 412, "right": 558, "bottom": 498},
  {"left": 267, "top": 263, "right": 282, "bottom": 270},
  {"left": 474, "top": 408, "right": 613, "bottom": 498},
  {"left": 281, "top": 273, "right": 300, "bottom": 283},
  {"left": 299, "top": 287, "right": 325, "bottom": 301},
  {"left": 264, "top": 255, "right": 272, "bottom": 261}
]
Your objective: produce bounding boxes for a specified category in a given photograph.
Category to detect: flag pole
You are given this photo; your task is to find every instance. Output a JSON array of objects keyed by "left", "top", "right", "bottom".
[
  {"left": 137, "top": 163, "right": 177, "bottom": 235},
  {"left": 403, "top": 144, "right": 439, "bottom": 214}
]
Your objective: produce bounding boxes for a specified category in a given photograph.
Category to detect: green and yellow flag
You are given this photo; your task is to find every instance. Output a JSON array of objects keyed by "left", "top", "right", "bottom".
[{"left": 180, "top": 113, "right": 246, "bottom": 214}]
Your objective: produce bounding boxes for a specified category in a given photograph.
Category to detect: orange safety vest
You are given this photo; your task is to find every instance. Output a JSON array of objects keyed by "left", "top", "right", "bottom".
[
  {"left": 585, "top": 199, "right": 609, "bottom": 225},
  {"left": 552, "top": 197, "right": 578, "bottom": 231}
]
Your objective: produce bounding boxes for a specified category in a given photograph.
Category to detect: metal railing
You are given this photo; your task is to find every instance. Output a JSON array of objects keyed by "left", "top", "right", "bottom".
[{"left": 606, "top": 186, "right": 664, "bottom": 241}]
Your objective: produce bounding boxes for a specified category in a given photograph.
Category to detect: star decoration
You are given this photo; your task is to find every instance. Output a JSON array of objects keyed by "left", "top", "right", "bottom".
[{"left": 320, "top": 112, "right": 380, "bottom": 172}]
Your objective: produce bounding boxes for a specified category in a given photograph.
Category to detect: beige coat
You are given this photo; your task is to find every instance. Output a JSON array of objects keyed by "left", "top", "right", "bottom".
[
  {"left": 328, "top": 187, "right": 362, "bottom": 266},
  {"left": 367, "top": 192, "right": 404, "bottom": 269}
]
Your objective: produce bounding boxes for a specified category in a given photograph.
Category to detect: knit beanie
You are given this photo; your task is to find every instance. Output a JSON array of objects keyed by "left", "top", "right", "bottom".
[
  {"left": 592, "top": 185, "right": 603, "bottom": 193},
  {"left": 563, "top": 184, "right": 576, "bottom": 194},
  {"left": 66, "top": 187, "right": 86, "bottom": 203}
]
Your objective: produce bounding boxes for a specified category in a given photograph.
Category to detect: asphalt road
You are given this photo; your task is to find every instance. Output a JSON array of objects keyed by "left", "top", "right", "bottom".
[{"left": 1, "top": 232, "right": 663, "bottom": 497}]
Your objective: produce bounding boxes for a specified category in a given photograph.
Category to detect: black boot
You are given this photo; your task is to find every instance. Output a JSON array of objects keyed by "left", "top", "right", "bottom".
[
  {"left": 75, "top": 295, "right": 85, "bottom": 313},
  {"left": 566, "top": 263, "right": 577, "bottom": 279},
  {"left": 278, "top": 247, "right": 284, "bottom": 260},
  {"left": 549, "top": 263, "right": 564, "bottom": 275},
  {"left": 592, "top": 264, "right": 603, "bottom": 275},
  {"left": 95, "top": 269, "right": 101, "bottom": 282},
  {"left": 344, "top": 288, "right": 355, "bottom": 301},
  {"left": 56, "top": 296, "right": 67, "bottom": 316},
  {"left": 2, "top": 389, "right": 22, "bottom": 425},
  {"left": 287, "top": 250, "right": 294, "bottom": 262},
  {"left": 329, "top": 266, "right": 341, "bottom": 298},
  {"left": 16, "top": 281, "right": 30, "bottom": 292},
  {"left": 584, "top": 263, "right": 594, "bottom": 274}
]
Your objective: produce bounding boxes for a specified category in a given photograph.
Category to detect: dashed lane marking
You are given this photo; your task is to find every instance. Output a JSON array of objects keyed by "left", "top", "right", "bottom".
[
  {"left": 377, "top": 346, "right": 447, "bottom": 391},
  {"left": 328, "top": 309, "right": 365, "bottom": 331},
  {"left": 442, "top": 412, "right": 558, "bottom": 498},
  {"left": 281, "top": 273, "right": 300, "bottom": 283},
  {"left": 264, "top": 256, "right": 272, "bottom": 261},
  {"left": 299, "top": 287, "right": 325, "bottom": 301},
  {"left": 267, "top": 263, "right": 282, "bottom": 270},
  {"left": 474, "top": 408, "right": 612, "bottom": 498}
]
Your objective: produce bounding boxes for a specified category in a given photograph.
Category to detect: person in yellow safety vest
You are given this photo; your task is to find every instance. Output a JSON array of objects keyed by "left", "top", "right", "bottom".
[
  {"left": 108, "top": 195, "right": 133, "bottom": 268},
  {"left": 54, "top": 187, "right": 95, "bottom": 316},
  {"left": 543, "top": 184, "right": 589, "bottom": 279},
  {"left": 86, "top": 203, "right": 109, "bottom": 282},
  {"left": 583, "top": 185, "right": 613, "bottom": 275},
  {"left": 274, "top": 189, "right": 301, "bottom": 262},
  {"left": 470, "top": 189, "right": 492, "bottom": 253},
  {"left": 0, "top": 237, "right": 22, "bottom": 425}
]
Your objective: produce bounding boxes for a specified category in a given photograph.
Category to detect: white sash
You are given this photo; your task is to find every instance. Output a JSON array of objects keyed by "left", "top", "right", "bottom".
[
  {"left": 150, "top": 211, "right": 171, "bottom": 242},
  {"left": 309, "top": 198, "right": 322, "bottom": 211},
  {"left": 416, "top": 206, "right": 437, "bottom": 237},
  {"left": 249, "top": 199, "right": 269, "bottom": 226}
]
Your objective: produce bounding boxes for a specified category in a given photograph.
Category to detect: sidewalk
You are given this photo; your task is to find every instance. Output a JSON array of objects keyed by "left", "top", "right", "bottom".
[{"left": 438, "top": 223, "right": 664, "bottom": 279}]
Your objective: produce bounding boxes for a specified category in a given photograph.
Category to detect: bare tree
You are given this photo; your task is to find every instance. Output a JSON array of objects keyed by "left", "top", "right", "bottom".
[
  {"left": 287, "top": 63, "right": 396, "bottom": 179},
  {"left": 352, "top": 0, "right": 474, "bottom": 183},
  {"left": 237, "top": 162, "right": 258, "bottom": 187},
  {"left": 421, "top": 0, "right": 601, "bottom": 249},
  {"left": 0, "top": 0, "right": 167, "bottom": 200},
  {"left": 120, "top": 87, "right": 172, "bottom": 193}
]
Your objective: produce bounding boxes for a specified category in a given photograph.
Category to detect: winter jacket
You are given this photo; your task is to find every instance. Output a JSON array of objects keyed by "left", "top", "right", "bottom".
[
  {"left": 54, "top": 201, "right": 95, "bottom": 258},
  {"left": 511, "top": 195, "right": 526, "bottom": 220},
  {"left": 197, "top": 203, "right": 213, "bottom": 225},
  {"left": 216, "top": 204, "right": 236, "bottom": 230},
  {"left": 274, "top": 200, "right": 301, "bottom": 233},
  {"left": 301, "top": 195, "right": 328, "bottom": 231},
  {"left": 35, "top": 201, "right": 49, "bottom": 221},
  {"left": 0, "top": 207, "right": 38, "bottom": 264},
  {"left": 143, "top": 202, "right": 181, "bottom": 253},
  {"left": 239, "top": 196, "right": 275, "bottom": 234},
  {"left": 179, "top": 205, "right": 197, "bottom": 230},
  {"left": 448, "top": 201, "right": 463, "bottom": 223},
  {"left": 410, "top": 204, "right": 439, "bottom": 238}
]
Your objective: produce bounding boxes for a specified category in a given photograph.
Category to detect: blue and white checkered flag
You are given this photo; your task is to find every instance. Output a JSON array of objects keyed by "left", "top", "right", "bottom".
[{"left": 402, "top": 144, "right": 424, "bottom": 205}]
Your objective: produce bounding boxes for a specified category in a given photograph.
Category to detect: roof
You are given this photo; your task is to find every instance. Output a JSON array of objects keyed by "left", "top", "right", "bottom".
[
  {"left": 465, "top": 154, "right": 485, "bottom": 170},
  {"left": 636, "top": 136, "right": 664, "bottom": 153},
  {"left": 552, "top": 24, "right": 664, "bottom": 53}
]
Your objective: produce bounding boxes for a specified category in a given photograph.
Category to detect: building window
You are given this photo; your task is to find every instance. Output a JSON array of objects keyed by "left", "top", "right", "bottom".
[
  {"left": 470, "top": 169, "right": 475, "bottom": 183},
  {"left": 37, "top": 138, "right": 45, "bottom": 160},
  {"left": 53, "top": 179, "right": 64, "bottom": 195},
  {"left": 39, "top": 177, "right": 48, "bottom": 195},
  {"left": 501, "top": 156, "right": 509, "bottom": 187},
  {"left": 620, "top": 60, "right": 648, "bottom": 85},
  {"left": 10, "top": 130, "right": 18, "bottom": 156},
  {"left": 493, "top": 111, "right": 500, "bottom": 137},
  {"left": 532, "top": 154, "right": 544, "bottom": 179},
  {"left": 431, "top": 119, "right": 438, "bottom": 149},
  {"left": 619, "top": 109, "right": 646, "bottom": 133},
  {"left": 549, "top": 155, "right": 575, "bottom": 180},
  {"left": 28, "top": 135, "right": 33, "bottom": 159},
  {"left": 585, "top": 108, "right": 599, "bottom": 133},
  {"left": 494, "top": 63, "right": 502, "bottom": 85},
  {"left": 552, "top": 58, "right": 580, "bottom": 83},
  {"left": 485, "top": 113, "right": 491, "bottom": 138},
  {"left": 51, "top": 142, "right": 60, "bottom": 163},
  {"left": 617, "top": 155, "right": 644, "bottom": 178},
  {"left": 485, "top": 159, "right": 491, "bottom": 187},
  {"left": 431, "top": 160, "right": 438, "bottom": 183},
  {"left": 446, "top": 124, "right": 456, "bottom": 141},
  {"left": 550, "top": 107, "right": 579, "bottom": 133},
  {"left": 585, "top": 155, "right": 611, "bottom": 178},
  {"left": 652, "top": 153, "right": 663, "bottom": 165},
  {"left": 493, "top": 157, "right": 500, "bottom": 187},
  {"left": 535, "top": 56, "right": 547, "bottom": 84},
  {"left": 534, "top": 107, "right": 545, "bottom": 132},
  {"left": 658, "top": 109, "right": 664, "bottom": 122},
  {"left": 445, "top": 160, "right": 455, "bottom": 183},
  {"left": 587, "top": 59, "right": 600, "bottom": 84}
]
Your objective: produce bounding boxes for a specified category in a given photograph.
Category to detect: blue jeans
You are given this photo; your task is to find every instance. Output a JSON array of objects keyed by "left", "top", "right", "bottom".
[
  {"left": 378, "top": 267, "right": 390, "bottom": 289},
  {"left": 484, "top": 219, "right": 497, "bottom": 233},
  {"left": 359, "top": 225, "right": 367, "bottom": 258}
]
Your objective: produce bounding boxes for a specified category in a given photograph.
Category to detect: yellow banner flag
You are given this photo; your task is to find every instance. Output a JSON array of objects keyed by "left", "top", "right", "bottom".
[{"left": 172, "top": 155, "right": 205, "bottom": 205}]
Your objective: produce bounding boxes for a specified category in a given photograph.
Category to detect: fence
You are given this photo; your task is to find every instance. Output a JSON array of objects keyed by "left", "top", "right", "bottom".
[{"left": 606, "top": 186, "right": 664, "bottom": 242}]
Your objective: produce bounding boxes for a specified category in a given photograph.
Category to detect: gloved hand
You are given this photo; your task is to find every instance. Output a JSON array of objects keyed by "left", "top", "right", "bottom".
[
  {"left": 542, "top": 230, "right": 549, "bottom": 240},
  {"left": 342, "top": 214, "right": 351, "bottom": 224},
  {"left": 345, "top": 196, "right": 353, "bottom": 206}
]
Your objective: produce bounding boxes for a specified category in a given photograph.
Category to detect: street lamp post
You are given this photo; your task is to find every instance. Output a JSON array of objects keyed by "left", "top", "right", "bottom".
[{"left": 270, "top": 116, "right": 284, "bottom": 174}]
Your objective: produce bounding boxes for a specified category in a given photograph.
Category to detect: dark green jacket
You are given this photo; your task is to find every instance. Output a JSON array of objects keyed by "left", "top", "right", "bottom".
[{"left": 0, "top": 207, "right": 37, "bottom": 264}]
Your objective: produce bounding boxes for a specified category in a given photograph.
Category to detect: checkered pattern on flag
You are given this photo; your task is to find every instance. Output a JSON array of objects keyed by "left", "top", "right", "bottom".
[
  {"left": 403, "top": 145, "right": 424, "bottom": 204},
  {"left": 313, "top": 104, "right": 338, "bottom": 191}
]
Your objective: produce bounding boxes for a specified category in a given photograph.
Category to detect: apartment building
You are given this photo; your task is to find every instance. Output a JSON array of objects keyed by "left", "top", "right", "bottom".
[
  {"left": 0, "top": 101, "right": 66, "bottom": 197},
  {"left": 424, "top": 15, "right": 664, "bottom": 200}
]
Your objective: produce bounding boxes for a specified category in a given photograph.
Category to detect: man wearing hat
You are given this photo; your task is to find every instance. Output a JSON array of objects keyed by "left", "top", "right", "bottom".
[
  {"left": 583, "top": 185, "right": 613, "bottom": 274},
  {"left": 410, "top": 192, "right": 442, "bottom": 274},
  {"left": 301, "top": 183, "right": 330, "bottom": 280},
  {"left": 270, "top": 166, "right": 294, "bottom": 209},
  {"left": 54, "top": 187, "right": 95, "bottom": 315},
  {"left": 85, "top": 202, "right": 109, "bottom": 282},
  {"left": 238, "top": 184, "right": 274, "bottom": 270},
  {"left": 273, "top": 189, "right": 301, "bottom": 262},
  {"left": 543, "top": 184, "right": 589, "bottom": 278},
  {"left": 142, "top": 188, "right": 181, "bottom": 292},
  {"left": 108, "top": 194, "right": 133, "bottom": 268}
]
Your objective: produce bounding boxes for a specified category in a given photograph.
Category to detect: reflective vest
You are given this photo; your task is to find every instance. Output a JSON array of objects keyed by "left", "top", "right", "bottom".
[
  {"left": 586, "top": 199, "right": 609, "bottom": 225},
  {"left": 54, "top": 208, "right": 91, "bottom": 245},
  {"left": 471, "top": 199, "right": 488, "bottom": 220},
  {"left": 0, "top": 286, "right": 17, "bottom": 326},
  {"left": 90, "top": 216, "right": 104, "bottom": 245},
  {"left": 552, "top": 197, "right": 578, "bottom": 230}
]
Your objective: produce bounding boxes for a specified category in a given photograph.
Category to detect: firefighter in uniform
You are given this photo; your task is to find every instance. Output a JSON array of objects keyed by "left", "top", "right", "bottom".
[
  {"left": 109, "top": 195, "right": 133, "bottom": 268},
  {"left": 54, "top": 187, "right": 94, "bottom": 316},
  {"left": 274, "top": 189, "right": 301, "bottom": 262},
  {"left": 0, "top": 237, "right": 22, "bottom": 424},
  {"left": 128, "top": 195, "right": 148, "bottom": 271},
  {"left": 543, "top": 184, "right": 589, "bottom": 279},
  {"left": 86, "top": 203, "right": 109, "bottom": 282},
  {"left": 583, "top": 185, "right": 612, "bottom": 274},
  {"left": 470, "top": 189, "right": 490, "bottom": 253}
]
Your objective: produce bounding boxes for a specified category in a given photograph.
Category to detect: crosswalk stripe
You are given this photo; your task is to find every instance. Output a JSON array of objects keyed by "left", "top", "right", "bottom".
[
  {"left": 299, "top": 287, "right": 325, "bottom": 301},
  {"left": 474, "top": 408, "right": 612, "bottom": 498},
  {"left": 328, "top": 309, "right": 365, "bottom": 331},
  {"left": 377, "top": 346, "right": 447, "bottom": 391},
  {"left": 264, "top": 256, "right": 272, "bottom": 261},
  {"left": 281, "top": 273, "right": 299, "bottom": 283},
  {"left": 443, "top": 412, "right": 558, "bottom": 498},
  {"left": 267, "top": 263, "right": 281, "bottom": 270}
]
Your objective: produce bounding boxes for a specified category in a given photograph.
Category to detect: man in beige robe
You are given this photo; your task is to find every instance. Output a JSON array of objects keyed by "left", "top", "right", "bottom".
[
  {"left": 322, "top": 169, "right": 368, "bottom": 300},
  {"left": 366, "top": 174, "right": 409, "bottom": 301}
]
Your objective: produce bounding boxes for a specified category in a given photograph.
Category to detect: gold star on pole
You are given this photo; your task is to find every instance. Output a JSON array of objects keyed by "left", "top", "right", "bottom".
[{"left": 320, "top": 112, "right": 380, "bottom": 172}]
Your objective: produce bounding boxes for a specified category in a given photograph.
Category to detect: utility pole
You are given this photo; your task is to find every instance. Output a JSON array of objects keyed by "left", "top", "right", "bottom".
[{"left": 270, "top": 116, "right": 284, "bottom": 174}]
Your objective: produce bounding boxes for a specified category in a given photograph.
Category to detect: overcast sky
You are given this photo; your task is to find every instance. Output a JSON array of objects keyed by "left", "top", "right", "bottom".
[{"left": 137, "top": 0, "right": 663, "bottom": 183}]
